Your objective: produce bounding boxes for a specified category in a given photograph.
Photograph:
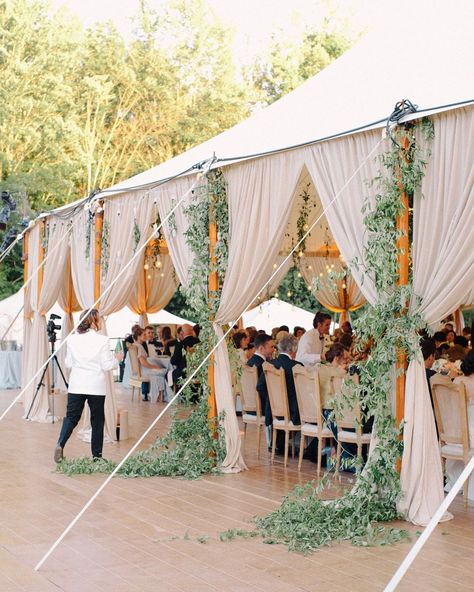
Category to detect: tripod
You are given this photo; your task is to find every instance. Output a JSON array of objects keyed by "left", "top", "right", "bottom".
[{"left": 25, "top": 339, "right": 68, "bottom": 423}]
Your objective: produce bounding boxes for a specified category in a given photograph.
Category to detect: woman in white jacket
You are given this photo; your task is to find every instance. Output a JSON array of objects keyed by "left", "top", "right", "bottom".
[{"left": 54, "top": 309, "right": 118, "bottom": 462}]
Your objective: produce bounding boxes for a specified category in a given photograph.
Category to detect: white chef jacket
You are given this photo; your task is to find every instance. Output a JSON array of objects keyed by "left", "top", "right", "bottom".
[
  {"left": 295, "top": 328, "right": 325, "bottom": 367},
  {"left": 65, "top": 330, "right": 117, "bottom": 395}
]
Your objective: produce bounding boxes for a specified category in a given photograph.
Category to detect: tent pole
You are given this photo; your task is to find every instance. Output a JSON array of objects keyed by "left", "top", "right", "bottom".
[
  {"left": 208, "top": 210, "right": 218, "bottom": 437},
  {"left": 22, "top": 229, "right": 29, "bottom": 286},
  {"left": 37, "top": 220, "right": 45, "bottom": 307},
  {"left": 94, "top": 202, "right": 104, "bottom": 304},
  {"left": 396, "top": 135, "right": 411, "bottom": 446}
]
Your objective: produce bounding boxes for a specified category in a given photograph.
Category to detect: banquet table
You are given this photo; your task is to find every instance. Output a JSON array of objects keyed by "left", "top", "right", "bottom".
[{"left": 0, "top": 350, "right": 22, "bottom": 389}]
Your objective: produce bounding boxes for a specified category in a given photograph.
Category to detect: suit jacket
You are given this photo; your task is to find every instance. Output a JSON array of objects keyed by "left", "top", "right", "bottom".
[
  {"left": 257, "top": 354, "right": 303, "bottom": 425},
  {"left": 247, "top": 353, "right": 266, "bottom": 378},
  {"left": 170, "top": 335, "right": 200, "bottom": 383}
]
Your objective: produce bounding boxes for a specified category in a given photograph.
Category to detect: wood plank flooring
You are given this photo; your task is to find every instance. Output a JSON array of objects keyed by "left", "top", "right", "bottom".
[{"left": 0, "top": 385, "right": 473, "bottom": 591}]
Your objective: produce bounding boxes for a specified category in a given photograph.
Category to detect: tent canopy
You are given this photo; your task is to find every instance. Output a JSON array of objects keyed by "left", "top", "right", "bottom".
[{"left": 242, "top": 298, "right": 316, "bottom": 334}]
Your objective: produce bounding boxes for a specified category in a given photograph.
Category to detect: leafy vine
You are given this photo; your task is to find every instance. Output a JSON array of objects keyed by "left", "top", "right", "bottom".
[{"left": 100, "top": 220, "right": 110, "bottom": 279}]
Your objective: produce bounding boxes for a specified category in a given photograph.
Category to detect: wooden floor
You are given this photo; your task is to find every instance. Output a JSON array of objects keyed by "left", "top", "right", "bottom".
[{"left": 0, "top": 385, "right": 473, "bottom": 592}]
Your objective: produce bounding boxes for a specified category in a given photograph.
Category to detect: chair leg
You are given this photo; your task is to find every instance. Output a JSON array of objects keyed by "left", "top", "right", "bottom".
[
  {"left": 317, "top": 437, "right": 323, "bottom": 477},
  {"left": 335, "top": 441, "right": 342, "bottom": 475},
  {"left": 291, "top": 432, "right": 296, "bottom": 459},
  {"left": 271, "top": 425, "right": 277, "bottom": 464},
  {"left": 298, "top": 434, "right": 305, "bottom": 470},
  {"left": 256, "top": 423, "right": 261, "bottom": 459},
  {"left": 284, "top": 430, "right": 289, "bottom": 467},
  {"left": 464, "top": 461, "right": 469, "bottom": 506}
]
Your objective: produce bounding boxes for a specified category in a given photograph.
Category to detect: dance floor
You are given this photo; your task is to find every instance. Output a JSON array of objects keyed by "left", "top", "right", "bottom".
[{"left": 0, "top": 385, "right": 473, "bottom": 592}]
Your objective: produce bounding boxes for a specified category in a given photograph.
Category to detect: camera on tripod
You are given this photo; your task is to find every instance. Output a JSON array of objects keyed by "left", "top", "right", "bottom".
[{"left": 47, "top": 313, "right": 62, "bottom": 343}]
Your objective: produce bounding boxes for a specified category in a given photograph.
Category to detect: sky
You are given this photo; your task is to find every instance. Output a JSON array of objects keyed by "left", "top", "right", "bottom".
[{"left": 49, "top": 0, "right": 389, "bottom": 63}]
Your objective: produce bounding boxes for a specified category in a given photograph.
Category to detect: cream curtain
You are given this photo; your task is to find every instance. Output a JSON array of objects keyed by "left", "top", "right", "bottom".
[
  {"left": 128, "top": 253, "right": 177, "bottom": 322},
  {"left": 300, "top": 256, "right": 365, "bottom": 319},
  {"left": 302, "top": 129, "right": 389, "bottom": 307},
  {"left": 213, "top": 151, "right": 305, "bottom": 471},
  {"left": 399, "top": 106, "right": 474, "bottom": 525},
  {"left": 57, "top": 253, "right": 81, "bottom": 385},
  {"left": 23, "top": 219, "right": 71, "bottom": 421}
]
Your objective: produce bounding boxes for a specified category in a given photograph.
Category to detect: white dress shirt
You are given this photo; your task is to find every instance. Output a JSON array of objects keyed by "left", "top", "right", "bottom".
[
  {"left": 65, "top": 330, "right": 117, "bottom": 396},
  {"left": 295, "top": 328, "right": 325, "bottom": 367}
]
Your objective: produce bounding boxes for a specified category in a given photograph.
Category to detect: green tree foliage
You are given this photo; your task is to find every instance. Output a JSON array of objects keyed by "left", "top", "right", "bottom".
[
  {"left": 0, "top": 0, "right": 356, "bottom": 300},
  {"left": 249, "top": 17, "right": 355, "bottom": 106}
]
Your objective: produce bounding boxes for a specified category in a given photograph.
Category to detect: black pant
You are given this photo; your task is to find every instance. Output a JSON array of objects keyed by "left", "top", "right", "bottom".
[{"left": 58, "top": 393, "right": 106, "bottom": 458}]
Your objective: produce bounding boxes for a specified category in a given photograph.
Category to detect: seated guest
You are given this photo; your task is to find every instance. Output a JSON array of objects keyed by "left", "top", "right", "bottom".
[
  {"left": 257, "top": 334, "right": 303, "bottom": 429},
  {"left": 124, "top": 324, "right": 141, "bottom": 358},
  {"left": 445, "top": 330, "right": 456, "bottom": 345},
  {"left": 176, "top": 326, "right": 184, "bottom": 342},
  {"left": 193, "top": 324, "right": 201, "bottom": 339},
  {"left": 134, "top": 327, "right": 167, "bottom": 401},
  {"left": 296, "top": 312, "right": 331, "bottom": 368},
  {"left": 462, "top": 326, "right": 471, "bottom": 342},
  {"left": 341, "top": 321, "right": 353, "bottom": 335},
  {"left": 170, "top": 323, "right": 200, "bottom": 388},
  {"left": 433, "top": 331, "right": 449, "bottom": 358},
  {"left": 443, "top": 322, "right": 454, "bottom": 334},
  {"left": 339, "top": 332, "right": 353, "bottom": 351},
  {"left": 161, "top": 326, "right": 177, "bottom": 356},
  {"left": 245, "top": 326, "right": 258, "bottom": 347},
  {"left": 247, "top": 334, "right": 275, "bottom": 419},
  {"left": 446, "top": 336, "right": 469, "bottom": 362},
  {"left": 279, "top": 325, "right": 290, "bottom": 333},
  {"left": 233, "top": 330, "right": 251, "bottom": 364},
  {"left": 275, "top": 329, "right": 289, "bottom": 345},
  {"left": 293, "top": 326, "right": 305, "bottom": 339}
]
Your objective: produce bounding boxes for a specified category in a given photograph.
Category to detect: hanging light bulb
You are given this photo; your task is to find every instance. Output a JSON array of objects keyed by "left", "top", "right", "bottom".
[
  {"left": 319, "top": 272, "right": 323, "bottom": 277},
  {"left": 274, "top": 292, "right": 279, "bottom": 298},
  {"left": 342, "top": 283, "right": 347, "bottom": 289},
  {"left": 147, "top": 274, "right": 151, "bottom": 280},
  {"left": 157, "top": 260, "right": 162, "bottom": 268},
  {"left": 160, "top": 272, "right": 164, "bottom": 277},
  {"left": 303, "top": 224, "right": 309, "bottom": 231},
  {"left": 307, "top": 285, "right": 311, "bottom": 290},
  {"left": 273, "top": 263, "right": 277, "bottom": 269},
  {"left": 298, "top": 251, "right": 303, "bottom": 258},
  {"left": 308, "top": 265, "right": 312, "bottom": 270},
  {"left": 144, "top": 263, "right": 149, "bottom": 270},
  {"left": 331, "top": 263, "right": 335, "bottom": 268},
  {"left": 287, "top": 291, "right": 292, "bottom": 297},
  {"left": 297, "top": 272, "right": 302, "bottom": 278}
]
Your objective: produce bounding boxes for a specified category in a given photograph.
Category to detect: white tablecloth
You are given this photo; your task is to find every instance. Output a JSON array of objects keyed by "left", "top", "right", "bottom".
[{"left": 0, "top": 351, "right": 22, "bottom": 389}]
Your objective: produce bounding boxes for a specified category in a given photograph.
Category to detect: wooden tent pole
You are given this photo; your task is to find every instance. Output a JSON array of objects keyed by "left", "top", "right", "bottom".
[
  {"left": 94, "top": 203, "right": 104, "bottom": 303},
  {"left": 22, "top": 230, "right": 29, "bottom": 286},
  {"left": 37, "top": 221, "right": 45, "bottom": 307},
  {"left": 395, "top": 135, "right": 411, "bottom": 431},
  {"left": 208, "top": 213, "right": 218, "bottom": 434}
]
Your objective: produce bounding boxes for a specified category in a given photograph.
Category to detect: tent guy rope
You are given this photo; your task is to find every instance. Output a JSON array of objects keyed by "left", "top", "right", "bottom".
[{"left": 34, "top": 135, "right": 384, "bottom": 571}]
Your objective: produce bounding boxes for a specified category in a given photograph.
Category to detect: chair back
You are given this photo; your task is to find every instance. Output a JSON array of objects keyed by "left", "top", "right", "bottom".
[
  {"left": 293, "top": 365, "right": 322, "bottom": 424},
  {"left": 331, "top": 374, "right": 360, "bottom": 431},
  {"left": 263, "top": 362, "right": 289, "bottom": 420},
  {"left": 239, "top": 365, "right": 260, "bottom": 414},
  {"left": 128, "top": 345, "right": 142, "bottom": 378},
  {"left": 431, "top": 375, "right": 469, "bottom": 448}
]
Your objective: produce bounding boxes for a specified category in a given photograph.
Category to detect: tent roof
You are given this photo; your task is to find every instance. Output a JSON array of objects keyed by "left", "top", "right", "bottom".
[
  {"left": 242, "top": 298, "right": 316, "bottom": 334},
  {"left": 101, "top": 3, "right": 474, "bottom": 196}
]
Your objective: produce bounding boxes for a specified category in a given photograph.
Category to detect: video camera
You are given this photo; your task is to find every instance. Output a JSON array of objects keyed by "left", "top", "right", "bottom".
[{"left": 47, "top": 313, "right": 62, "bottom": 343}]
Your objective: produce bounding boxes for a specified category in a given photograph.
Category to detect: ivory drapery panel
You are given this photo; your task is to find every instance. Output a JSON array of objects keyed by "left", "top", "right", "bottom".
[
  {"left": 57, "top": 253, "right": 81, "bottom": 385},
  {"left": 399, "top": 106, "right": 474, "bottom": 525},
  {"left": 300, "top": 256, "right": 365, "bottom": 320},
  {"left": 23, "top": 219, "right": 71, "bottom": 421},
  {"left": 128, "top": 253, "right": 177, "bottom": 322},
  {"left": 213, "top": 151, "right": 306, "bottom": 471}
]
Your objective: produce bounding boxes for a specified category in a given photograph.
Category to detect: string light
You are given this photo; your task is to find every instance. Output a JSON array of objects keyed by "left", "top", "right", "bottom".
[
  {"left": 342, "top": 283, "right": 347, "bottom": 289},
  {"left": 297, "top": 272, "right": 302, "bottom": 278},
  {"left": 147, "top": 274, "right": 151, "bottom": 280},
  {"left": 298, "top": 251, "right": 303, "bottom": 258},
  {"left": 308, "top": 265, "right": 312, "bottom": 270},
  {"left": 144, "top": 263, "right": 149, "bottom": 270},
  {"left": 287, "top": 291, "right": 292, "bottom": 297},
  {"left": 160, "top": 272, "right": 164, "bottom": 277},
  {"left": 273, "top": 263, "right": 277, "bottom": 269}
]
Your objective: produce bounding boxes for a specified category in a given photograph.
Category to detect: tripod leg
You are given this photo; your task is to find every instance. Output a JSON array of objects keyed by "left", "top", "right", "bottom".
[
  {"left": 53, "top": 355, "right": 68, "bottom": 389},
  {"left": 25, "top": 363, "right": 50, "bottom": 420}
]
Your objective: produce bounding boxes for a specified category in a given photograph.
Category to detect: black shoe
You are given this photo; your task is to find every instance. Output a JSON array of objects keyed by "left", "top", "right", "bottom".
[
  {"left": 54, "top": 445, "right": 63, "bottom": 463},
  {"left": 142, "top": 396, "right": 149, "bottom": 401}
]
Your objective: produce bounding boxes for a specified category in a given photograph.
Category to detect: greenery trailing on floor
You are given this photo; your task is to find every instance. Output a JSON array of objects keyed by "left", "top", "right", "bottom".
[
  {"left": 57, "top": 170, "right": 230, "bottom": 479},
  {"left": 223, "top": 118, "right": 434, "bottom": 553}
]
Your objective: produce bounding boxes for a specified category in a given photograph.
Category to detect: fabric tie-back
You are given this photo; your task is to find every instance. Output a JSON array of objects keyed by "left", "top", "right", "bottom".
[
  {"left": 300, "top": 256, "right": 365, "bottom": 317},
  {"left": 23, "top": 220, "right": 71, "bottom": 422},
  {"left": 399, "top": 106, "right": 474, "bottom": 525}
]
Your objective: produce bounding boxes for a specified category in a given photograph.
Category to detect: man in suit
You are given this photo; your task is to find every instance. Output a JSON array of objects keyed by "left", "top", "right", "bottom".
[
  {"left": 296, "top": 311, "right": 331, "bottom": 368},
  {"left": 170, "top": 323, "right": 200, "bottom": 390},
  {"left": 257, "top": 334, "right": 303, "bottom": 453}
]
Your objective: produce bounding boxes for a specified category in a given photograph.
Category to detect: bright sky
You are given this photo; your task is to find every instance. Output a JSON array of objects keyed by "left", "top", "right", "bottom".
[{"left": 49, "top": 0, "right": 389, "bottom": 63}]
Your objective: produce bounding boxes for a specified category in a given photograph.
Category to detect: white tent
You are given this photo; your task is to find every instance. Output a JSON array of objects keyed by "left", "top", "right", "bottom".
[
  {"left": 20, "top": 1, "right": 474, "bottom": 527},
  {"left": 242, "top": 298, "right": 315, "bottom": 334}
]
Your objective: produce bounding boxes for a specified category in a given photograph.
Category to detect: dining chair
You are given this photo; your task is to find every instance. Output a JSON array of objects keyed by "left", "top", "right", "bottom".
[
  {"left": 263, "top": 362, "right": 301, "bottom": 467},
  {"left": 331, "top": 374, "right": 371, "bottom": 473},
  {"left": 293, "top": 365, "right": 333, "bottom": 474},
  {"left": 431, "top": 374, "right": 471, "bottom": 505},
  {"left": 128, "top": 345, "right": 150, "bottom": 401},
  {"left": 239, "top": 365, "right": 265, "bottom": 458}
]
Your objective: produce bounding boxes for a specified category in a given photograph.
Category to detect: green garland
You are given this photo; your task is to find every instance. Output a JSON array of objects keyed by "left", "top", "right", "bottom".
[
  {"left": 100, "top": 219, "right": 110, "bottom": 279},
  {"left": 224, "top": 118, "right": 434, "bottom": 552}
]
